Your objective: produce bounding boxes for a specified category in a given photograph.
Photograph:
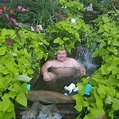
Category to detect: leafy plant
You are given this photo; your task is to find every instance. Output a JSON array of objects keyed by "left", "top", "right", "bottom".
[
  {"left": 10, "top": 0, "right": 64, "bottom": 29},
  {"left": 44, "top": 0, "right": 89, "bottom": 56},
  {"left": 73, "top": 16, "right": 119, "bottom": 119},
  {"left": 0, "top": 28, "right": 49, "bottom": 118}
]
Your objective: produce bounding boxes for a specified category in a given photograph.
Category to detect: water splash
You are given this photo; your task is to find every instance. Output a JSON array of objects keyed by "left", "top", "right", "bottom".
[{"left": 76, "top": 46, "right": 98, "bottom": 75}]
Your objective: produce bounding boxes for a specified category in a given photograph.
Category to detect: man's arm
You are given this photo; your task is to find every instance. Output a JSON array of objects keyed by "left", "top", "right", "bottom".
[
  {"left": 72, "top": 58, "right": 86, "bottom": 75},
  {"left": 41, "top": 61, "right": 52, "bottom": 81}
]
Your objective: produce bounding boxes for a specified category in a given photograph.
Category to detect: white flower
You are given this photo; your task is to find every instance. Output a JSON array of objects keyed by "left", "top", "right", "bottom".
[
  {"left": 70, "top": 18, "right": 76, "bottom": 24},
  {"left": 36, "top": 25, "right": 43, "bottom": 33},
  {"left": 31, "top": 26, "right": 35, "bottom": 31}
]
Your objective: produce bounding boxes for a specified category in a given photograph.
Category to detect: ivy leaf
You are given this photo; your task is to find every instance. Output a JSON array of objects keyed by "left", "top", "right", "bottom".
[
  {"left": 100, "top": 65, "right": 110, "bottom": 74},
  {"left": 112, "top": 98, "right": 119, "bottom": 110},
  {"left": 6, "top": 100, "right": 14, "bottom": 113},
  {"left": 8, "top": 82, "right": 23, "bottom": 94},
  {"left": 84, "top": 113, "right": 93, "bottom": 119},
  {"left": 76, "top": 83, "right": 85, "bottom": 95},
  {"left": 0, "top": 46, "right": 7, "bottom": 56},
  {"left": 74, "top": 101, "right": 83, "bottom": 112},
  {"left": 94, "top": 93, "right": 103, "bottom": 108},
  {"left": 107, "top": 46, "right": 117, "bottom": 55},
  {"left": 0, "top": 111, "right": 4, "bottom": 119},
  {"left": 83, "top": 100, "right": 89, "bottom": 107},
  {"left": 97, "top": 84, "right": 106, "bottom": 95},
  {"left": 15, "top": 93, "right": 27, "bottom": 107},
  {"left": 4, "top": 61, "right": 18, "bottom": 75},
  {"left": 1, "top": 94, "right": 10, "bottom": 112},
  {"left": 73, "top": 94, "right": 83, "bottom": 112},
  {"left": 0, "top": 65, "right": 9, "bottom": 75},
  {"left": 90, "top": 107, "right": 105, "bottom": 118},
  {"left": 53, "top": 37, "right": 64, "bottom": 45},
  {"left": 112, "top": 68, "right": 119, "bottom": 75}
]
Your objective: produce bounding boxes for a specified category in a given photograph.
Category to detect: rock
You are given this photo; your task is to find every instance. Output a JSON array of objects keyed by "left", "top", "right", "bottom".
[
  {"left": 27, "top": 90, "right": 75, "bottom": 104},
  {"left": 21, "top": 101, "right": 78, "bottom": 119}
]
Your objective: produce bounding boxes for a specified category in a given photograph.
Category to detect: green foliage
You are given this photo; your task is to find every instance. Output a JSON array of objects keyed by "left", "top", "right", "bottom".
[
  {"left": 58, "top": 0, "right": 85, "bottom": 17},
  {"left": 10, "top": 0, "right": 63, "bottom": 29},
  {"left": 46, "top": 17, "right": 89, "bottom": 54},
  {"left": 0, "top": 28, "right": 49, "bottom": 118},
  {"left": 0, "top": 1, "right": 90, "bottom": 117},
  {"left": 45, "top": 0, "right": 89, "bottom": 55},
  {"left": 73, "top": 16, "right": 119, "bottom": 119}
]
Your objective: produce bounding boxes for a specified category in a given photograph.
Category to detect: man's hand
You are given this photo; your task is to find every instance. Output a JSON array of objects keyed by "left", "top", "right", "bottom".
[
  {"left": 80, "top": 67, "right": 86, "bottom": 75},
  {"left": 43, "top": 74, "right": 50, "bottom": 81},
  {"left": 43, "top": 72, "right": 56, "bottom": 81}
]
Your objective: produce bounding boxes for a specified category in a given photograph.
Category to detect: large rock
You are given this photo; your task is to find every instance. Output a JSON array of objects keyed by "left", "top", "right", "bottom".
[{"left": 27, "top": 90, "right": 75, "bottom": 104}]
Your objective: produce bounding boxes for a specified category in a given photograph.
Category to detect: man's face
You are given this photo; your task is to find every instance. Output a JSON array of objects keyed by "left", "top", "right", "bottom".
[{"left": 56, "top": 50, "right": 67, "bottom": 62}]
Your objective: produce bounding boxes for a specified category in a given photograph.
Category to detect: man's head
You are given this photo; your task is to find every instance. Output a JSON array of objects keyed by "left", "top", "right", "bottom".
[{"left": 56, "top": 49, "right": 67, "bottom": 62}]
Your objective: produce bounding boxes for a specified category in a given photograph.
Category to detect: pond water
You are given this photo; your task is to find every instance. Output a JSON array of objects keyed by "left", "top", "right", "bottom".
[{"left": 76, "top": 46, "right": 99, "bottom": 75}]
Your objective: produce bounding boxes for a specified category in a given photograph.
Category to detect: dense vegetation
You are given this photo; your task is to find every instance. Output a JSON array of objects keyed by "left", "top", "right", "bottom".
[{"left": 0, "top": 0, "right": 119, "bottom": 118}]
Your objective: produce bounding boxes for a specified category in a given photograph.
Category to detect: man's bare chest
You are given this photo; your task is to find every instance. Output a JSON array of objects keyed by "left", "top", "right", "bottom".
[{"left": 52, "top": 60, "right": 74, "bottom": 67}]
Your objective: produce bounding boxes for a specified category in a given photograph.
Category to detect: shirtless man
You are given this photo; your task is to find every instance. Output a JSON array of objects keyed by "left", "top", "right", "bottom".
[{"left": 41, "top": 49, "right": 86, "bottom": 92}]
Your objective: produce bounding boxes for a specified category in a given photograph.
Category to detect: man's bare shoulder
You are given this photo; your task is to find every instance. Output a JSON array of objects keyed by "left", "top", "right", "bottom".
[{"left": 46, "top": 59, "right": 58, "bottom": 64}]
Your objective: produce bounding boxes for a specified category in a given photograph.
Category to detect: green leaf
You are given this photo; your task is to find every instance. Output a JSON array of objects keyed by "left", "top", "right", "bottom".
[
  {"left": 0, "top": 111, "right": 4, "bottom": 119},
  {"left": 73, "top": 94, "right": 83, "bottom": 112},
  {"left": 2, "top": 111, "right": 15, "bottom": 119},
  {"left": 0, "top": 65, "right": 9, "bottom": 75},
  {"left": 53, "top": 37, "right": 64, "bottom": 45},
  {"left": 18, "top": 56, "right": 30, "bottom": 66},
  {"left": 83, "top": 100, "right": 89, "bottom": 107},
  {"left": 90, "top": 107, "right": 105, "bottom": 118},
  {"left": 15, "top": 93, "right": 27, "bottom": 107},
  {"left": 107, "top": 46, "right": 117, "bottom": 55},
  {"left": 97, "top": 84, "right": 106, "bottom": 95},
  {"left": 15, "top": 75, "right": 32, "bottom": 82},
  {"left": 84, "top": 113, "right": 93, "bottom": 119},
  {"left": 4, "top": 61, "right": 19, "bottom": 75},
  {"left": 0, "top": 95, "right": 10, "bottom": 112},
  {"left": 0, "top": 46, "right": 7, "bottom": 56},
  {"left": 0, "top": 101, "right": 15, "bottom": 119},
  {"left": 94, "top": 92, "right": 103, "bottom": 108},
  {"left": 112, "top": 68, "right": 119, "bottom": 74},
  {"left": 105, "top": 94, "right": 112, "bottom": 104},
  {"left": 116, "top": 92, "right": 119, "bottom": 98},
  {"left": 63, "top": 37, "right": 69, "bottom": 41},
  {"left": 76, "top": 83, "right": 85, "bottom": 95},
  {"left": 74, "top": 101, "right": 83, "bottom": 112},
  {"left": 100, "top": 65, "right": 110, "bottom": 74},
  {"left": 112, "top": 98, "right": 119, "bottom": 110}
]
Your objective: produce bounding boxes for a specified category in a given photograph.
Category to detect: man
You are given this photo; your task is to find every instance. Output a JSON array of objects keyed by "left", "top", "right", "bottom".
[{"left": 41, "top": 49, "right": 86, "bottom": 92}]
